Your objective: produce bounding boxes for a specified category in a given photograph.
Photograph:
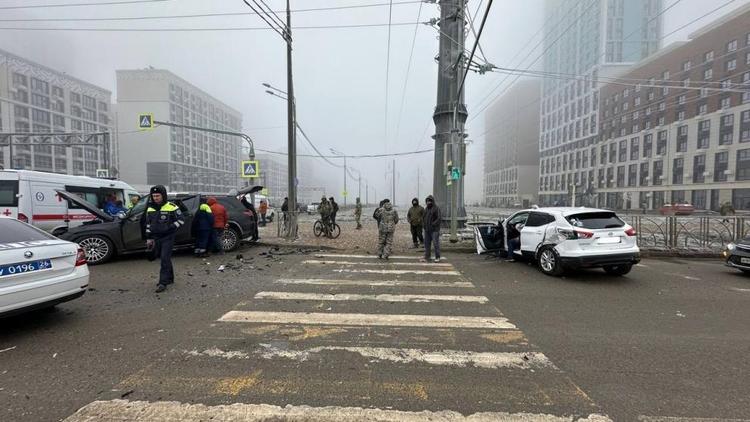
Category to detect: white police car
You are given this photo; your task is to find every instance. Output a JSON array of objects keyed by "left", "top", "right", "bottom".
[{"left": 0, "top": 217, "right": 89, "bottom": 316}]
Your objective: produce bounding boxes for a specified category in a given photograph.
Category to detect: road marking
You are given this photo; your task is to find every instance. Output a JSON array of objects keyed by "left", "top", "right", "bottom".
[
  {"left": 639, "top": 417, "right": 750, "bottom": 422},
  {"left": 664, "top": 272, "right": 702, "bottom": 281},
  {"left": 65, "top": 399, "right": 614, "bottom": 421},
  {"left": 254, "top": 291, "right": 489, "bottom": 303},
  {"left": 215, "top": 370, "right": 262, "bottom": 396},
  {"left": 304, "top": 259, "right": 454, "bottom": 268},
  {"left": 181, "top": 347, "right": 249, "bottom": 359},
  {"left": 275, "top": 278, "right": 474, "bottom": 288},
  {"left": 256, "top": 344, "right": 555, "bottom": 370},
  {"left": 219, "top": 311, "right": 516, "bottom": 329},
  {"left": 334, "top": 268, "right": 461, "bottom": 276},
  {"left": 314, "top": 253, "right": 442, "bottom": 261}
]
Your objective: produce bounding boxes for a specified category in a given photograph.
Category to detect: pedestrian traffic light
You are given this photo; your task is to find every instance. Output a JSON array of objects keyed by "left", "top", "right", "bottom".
[{"left": 451, "top": 168, "right": 461, "bottom": 181}]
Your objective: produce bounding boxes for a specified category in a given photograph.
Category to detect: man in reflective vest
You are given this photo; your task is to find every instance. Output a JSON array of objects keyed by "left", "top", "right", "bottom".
[{"left": 141, "top": 185, "right": 184, "bottom": 293}]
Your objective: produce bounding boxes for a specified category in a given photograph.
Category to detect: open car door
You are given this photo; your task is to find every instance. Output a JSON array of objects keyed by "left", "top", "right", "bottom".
[{"left": 470, "top": 220, "right": 505, "bottom": 255}]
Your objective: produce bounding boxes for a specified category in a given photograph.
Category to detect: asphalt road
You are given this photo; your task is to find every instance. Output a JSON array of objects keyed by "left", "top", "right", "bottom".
[{"left": 1, "top": 242, "right": 748, "bottom": 421}]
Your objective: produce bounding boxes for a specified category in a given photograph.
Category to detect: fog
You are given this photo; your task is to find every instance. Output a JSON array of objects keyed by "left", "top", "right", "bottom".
[{"left": 3, "top": 0, "right": 749, "bottom": 207}]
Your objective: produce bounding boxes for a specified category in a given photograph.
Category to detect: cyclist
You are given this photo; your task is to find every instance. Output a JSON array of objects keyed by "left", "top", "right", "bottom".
[{"left": 318, "top": 196, "right": 333, "bottom": 235}]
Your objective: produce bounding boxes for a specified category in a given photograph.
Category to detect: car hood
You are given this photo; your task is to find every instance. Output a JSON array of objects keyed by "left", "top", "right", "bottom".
[
  {"left": 55, "top": 190, "right": 114, "bottom": 222},
  {"left": 229, "top": 185, "right": 264, "bottom": 196}
]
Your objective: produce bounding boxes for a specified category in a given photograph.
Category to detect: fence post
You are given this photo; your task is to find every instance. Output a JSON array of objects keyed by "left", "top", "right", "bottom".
[{"left": 666, "top": 216, "right": 676, "bottom": 249}]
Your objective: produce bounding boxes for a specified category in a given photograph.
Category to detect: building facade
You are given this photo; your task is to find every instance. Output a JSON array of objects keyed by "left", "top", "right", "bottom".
[
  {"left": 116, "top": 69, "right": 243, "bottom": 193},
  {"left": 0, "top": 49, "right": 113, "bottom": 175},
  {"left": 256, "top": 153, "right": 287, "bottom": 206},
  {"left": 483, "top": 80, "right": 541, "bottom": 207},
  {"left": 538, "top": 0, "right": 663, "bottom": 204},
  {"left": 593, "top": 5, "right": 750, "bottom": 211}
]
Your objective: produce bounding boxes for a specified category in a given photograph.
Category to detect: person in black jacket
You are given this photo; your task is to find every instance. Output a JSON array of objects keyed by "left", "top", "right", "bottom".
[
  {"left": 421, "top": 195, "right": 442, "bottom": 263},
  {"left": 329, "top": 197, "right": 339, "bottom": 225},
  {"left": 140, "top": 185, "right": 185, "bottom": 293},
  {"left": 192, "top": 197, "right": 214, "bottom": 257}
]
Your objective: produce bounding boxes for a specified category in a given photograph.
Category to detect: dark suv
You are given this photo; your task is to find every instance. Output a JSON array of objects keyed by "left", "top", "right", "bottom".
[{"left": 57, "top": 192, "right": 257, "bottom": 265}]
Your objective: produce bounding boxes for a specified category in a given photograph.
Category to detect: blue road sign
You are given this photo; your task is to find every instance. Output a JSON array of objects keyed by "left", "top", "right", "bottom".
[{"left": 241, "top": 160, "right": 260, "bottom": 178}]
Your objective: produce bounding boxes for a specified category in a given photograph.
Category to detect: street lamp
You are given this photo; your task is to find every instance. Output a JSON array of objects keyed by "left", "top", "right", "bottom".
[{"left": 329, "top": 148, "right": 348, "bottom": 207}]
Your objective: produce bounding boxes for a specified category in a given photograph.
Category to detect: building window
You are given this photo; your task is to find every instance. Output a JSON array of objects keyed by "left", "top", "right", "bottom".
[
  {"left": 678, "top": 94, "right": 686, "bottom": 105},
  {"left": 677, "top": 125, "right": 688, "bottom": 152},
  {"left": 70, "top": 92, "right": 81, "bottom": 103},
  {"left": 617, "top": 166, "right": 625, "bottom": 187},
  {"left": 678, "top": 110, "right": 686, "bottom": 121},
  {"left": 737, "top": 149, "right": 750, "bottom": 181},
  {"left": 682, "top": 60, "right": 691, "bottom": 71},
  {"left": 744, "top": 91, "right": 750, "bottom": 104},
  {"left": 673, "top": 158, "right": 684, "bottom": 184},
  {"left": 644, "top": 134, "right": 653, "bottom": 157},
  {"left": 704, "top": 68, "right": 713, "bottom": 80},
  {"left": 721, "top": 114, "right": 735, "bottom": 145},
  {"left": 727, "top": 39, "right": 738, "bottom": 52},
  {"left": 52, "top": 86, "right": 63, "bottom": 98},
  {"left": 630, "top": 137, "right": 640, "bottom": 160},
  {"left": 742, "top": 110, "right": 750, "bottom": 142},
  {"left": 640, "top": 162, "right": 650, "bottom": 186},
  {"left": 721, "top": 97, "right": 731, "bottom": 109},
  {"left": 704, "top": 51, "right": 714, "bottom": 62},
  {"left": 715, "top": 151, "right": 728, "bottom": 182},
  {"left": 657, "top": 130, "right": 667, "bottom": 155},
  {"left": 628, "top": 164, "right": 638, "bottom": 187},
  {"left": 726, "top": 59, "right": 737, "bottom": 72},
  {"left": 12, "top": 72, "right": 27, "bottom": 86},
  {"left": 698, "top": 120, "right": 710, "bottom": 149},
  {"left": 619, "top": 140, "right": 627, "bottom": 162},
  {"left": 745, "top": 72, "right": 750, "bottom": 84},
  {"left": 693, "top": 155, "right": 706, "bottom": 183},
  {"left": 654, "top": 160, "right": 663, "bottom": 185},
  {"left": 747, "top": 52, "right": 750, "bottom": 65},
  {"left": 697, "top": 104, "right": 707, "bottom": 115},
  {"left": 658, "top": 102, "right": 665, "bottom": 111},
  {"left": 30, "top": 78, "right": 49, "bottom": 94}
]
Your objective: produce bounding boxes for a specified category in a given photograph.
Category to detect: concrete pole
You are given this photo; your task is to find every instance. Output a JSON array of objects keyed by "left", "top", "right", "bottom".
[
  {"left": 344, "top": 156, "right": 348, "bottom": 207},
  {"left": 432, "top": 0, "right": 467, "bottom": 232},
  {"left": 285, "top": 0, "right": 297, "bottom": 239},
  {"left": 392, "top": 159, "right": 396, "bottom": 206}
]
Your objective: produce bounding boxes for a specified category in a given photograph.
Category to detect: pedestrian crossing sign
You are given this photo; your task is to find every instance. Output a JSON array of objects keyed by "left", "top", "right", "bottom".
[
  {"left": 241, "top": 160, "right": 260, "bottom": 178},
  {"left": 342, "top": 191, "right": 348, "bottom": 197},
  {"left": 138, "top": 113, "right": 154, "bottom": 130}
]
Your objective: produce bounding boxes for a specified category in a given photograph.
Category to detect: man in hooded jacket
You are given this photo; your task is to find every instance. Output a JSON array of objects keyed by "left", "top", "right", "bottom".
[
  {"left": 374, "top": 199, "right": 399, "bottom": 259},
  {"left": 140, "top": 185, "right": 185, "bottom": 293},
  {"left": 422, "top": 195, "right": 442, "bottom": 263},
  {"left": 208, "top": 196, "right": 228, "bottom": 254},
  {"left": 407, "top": 197, "right": 425, "bottom": 248}
]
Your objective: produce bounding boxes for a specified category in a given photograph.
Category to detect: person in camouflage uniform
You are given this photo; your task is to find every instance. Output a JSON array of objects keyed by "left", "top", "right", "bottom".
[
  {"left": 354, "top": 197, "right": 363, "bottom": 230},
  {"left": 318, "top": 196, "right": 333, "bottom": 232},
  {"left": 374, "top": 199, "right": 399, "bottom": 259}
]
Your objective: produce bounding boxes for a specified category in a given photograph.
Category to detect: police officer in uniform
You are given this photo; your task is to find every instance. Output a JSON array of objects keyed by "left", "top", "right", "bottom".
[{"left": 141, "top": 185, "right": 185, "bottom": 293}]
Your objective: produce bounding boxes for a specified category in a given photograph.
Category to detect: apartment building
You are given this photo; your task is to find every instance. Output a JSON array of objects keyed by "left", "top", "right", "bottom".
[{"left": 0, "top": 48, "right": 113, "bottom": 175}]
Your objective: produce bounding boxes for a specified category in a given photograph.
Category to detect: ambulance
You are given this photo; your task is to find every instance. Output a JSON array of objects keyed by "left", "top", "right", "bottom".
[{"left": 0, "top": 170, "right": 140, "bottom": 235}]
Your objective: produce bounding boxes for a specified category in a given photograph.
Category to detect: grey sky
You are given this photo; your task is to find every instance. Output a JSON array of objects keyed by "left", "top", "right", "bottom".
[{"left": 2, "top": 0, "right": 748, "bottom": 206}]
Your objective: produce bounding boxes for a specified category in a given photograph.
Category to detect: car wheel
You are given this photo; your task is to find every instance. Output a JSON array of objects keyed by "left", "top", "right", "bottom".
[
  {"left": 603, "top": 264, "right": 633, "bottom": 276},
  {"left": 537, "top": 246, "right": 564, "bottom": 277},
  {"left": 77, "top": 235, "right": 114, "bottom": 265},
  {"left": 222, "top": 228, "right": 241, "bottom": 252}
]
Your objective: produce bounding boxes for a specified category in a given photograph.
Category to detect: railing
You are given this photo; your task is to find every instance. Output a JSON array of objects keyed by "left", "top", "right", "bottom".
[{"left": 468, "top": 209, "right": 746, "bottom": 254}]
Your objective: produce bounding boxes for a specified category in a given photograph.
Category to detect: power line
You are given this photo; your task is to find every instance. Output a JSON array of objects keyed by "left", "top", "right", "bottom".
[
  {"left": 384, "top": 0, "right": 394, "bottom": 151},
  {"left": 0, "top": 0, "right": 424, "bottom": 22},
  {"left": 0, "top": 21, "right": 425, "bottom": 32},
  {"left": 254, "top": 0, "right": 288, "bottom": 37},
  {"left": 0, "top": 0, "right": 169, "bottom": 10},
  {"left": 393, "top": 0, "right": 423, "bottom": 146},
  {"left": 242, "top": 0, "right": 286, "bottom": 39}
]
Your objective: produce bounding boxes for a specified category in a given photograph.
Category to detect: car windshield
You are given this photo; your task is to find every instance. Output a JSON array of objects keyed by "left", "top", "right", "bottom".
[
  {"left": 0, "top": 219, "right": 56, "bottom": 243},
  {"left": 566, "top": 212, "right": 625, "bottom": 229}
]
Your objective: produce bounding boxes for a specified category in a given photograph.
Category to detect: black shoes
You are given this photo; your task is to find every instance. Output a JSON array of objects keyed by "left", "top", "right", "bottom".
[{"left": 155, "top": 284, "right": 167, "bottom": 293}]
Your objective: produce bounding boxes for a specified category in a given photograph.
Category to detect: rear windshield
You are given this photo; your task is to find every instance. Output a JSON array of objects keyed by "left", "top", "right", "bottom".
[
  {"left": 0, "top": 180, "right": 19, "bottom": 207},
  {"left": 0, "top": 219, "right": 55, "bottom": 243},
  {"left": 566, "top": 212, "right": 624, "bottom": 229}
]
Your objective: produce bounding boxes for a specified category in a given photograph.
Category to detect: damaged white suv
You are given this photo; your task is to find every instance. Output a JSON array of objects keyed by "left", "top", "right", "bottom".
[{"left": 474, "top": 207, "right": 640, "bottom": 276}]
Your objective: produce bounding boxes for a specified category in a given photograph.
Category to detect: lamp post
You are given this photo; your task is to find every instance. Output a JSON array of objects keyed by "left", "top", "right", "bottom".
[{"left": 329, "top": 148, "right": 347, "bottom": 207}]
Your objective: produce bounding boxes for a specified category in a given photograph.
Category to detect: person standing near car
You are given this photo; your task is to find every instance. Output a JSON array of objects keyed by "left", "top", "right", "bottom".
[
  {"left": 374, "top": 199, "right": 398, "bottom": 259},
  {"left": 407, "top": 197, "right": 425, "bottom": 249},
  {"left": 192, "top": 197, "right": 214, "bottom": 258},
  {"left": 141, "top": 185, "right": 184, "bottom": 293},
  {"left": 208, "top": 197, "right": 228, "bottom": 255},
  {"left": 421, "top": 195, "right": 442, "bottom": 263},
  {"left": 259, "top": 200, "right": 268, "bottom": 227}
]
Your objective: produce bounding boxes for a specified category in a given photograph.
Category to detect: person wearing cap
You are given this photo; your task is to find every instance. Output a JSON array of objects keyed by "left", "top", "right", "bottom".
[
  {"left": 140, "top": 185, "right": 184, "bottom": 293},
  {"left": 374, "top": 199, "right": 399, "bottom": 259}
]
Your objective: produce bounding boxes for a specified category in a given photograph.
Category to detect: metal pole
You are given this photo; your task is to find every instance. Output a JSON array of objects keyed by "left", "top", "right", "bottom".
[
  {"left": 366, "top": 181, "right": 369, "bottom": 205},
  {"left": 358, "top": 174, "right": 361, "bottom": 200},
  {"left": 392, "top": 159, "right": 396, "bottom": 205},
  {"left": 285, "top": 0, "right": 297, "bottom": 239},
  {"left": 344, "top": 156, "right": 347, "bottom": 207},
  {"left": 417, "top": 167, "right": 420, "bottom": 200}
]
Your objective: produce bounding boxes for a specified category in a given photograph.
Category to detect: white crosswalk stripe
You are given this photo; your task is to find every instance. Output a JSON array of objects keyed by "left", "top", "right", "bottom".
[
  {"left": 304, "top": 259, "right": 454, "bottom": 267},
  {"left": 314, "top": 253, "right": 444, "bottom": 261},
  {"left": 333, "top": 268, "right": 461, "bottom": 275},
  {"left": 253, "top": 291, "right": 490, "bottom": 303},
  {"left": 275, "top": 278, "right": 474, "bottom": 288}
]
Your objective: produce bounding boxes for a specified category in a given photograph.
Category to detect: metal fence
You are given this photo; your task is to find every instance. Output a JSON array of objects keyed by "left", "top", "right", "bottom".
[{"left": 468, "top": 209, "right": 747, "bottom": 254}]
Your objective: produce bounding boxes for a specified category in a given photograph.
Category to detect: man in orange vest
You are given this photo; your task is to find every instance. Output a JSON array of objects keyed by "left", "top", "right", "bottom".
[
  {"left": 259, "top": 200, "right": 269, "bottom": 227},
  {"left": 207, "top": 197, "right": 229, "bottom": 255}
]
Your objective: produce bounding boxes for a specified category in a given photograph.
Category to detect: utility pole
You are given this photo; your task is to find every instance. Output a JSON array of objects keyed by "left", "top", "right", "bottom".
[
  {"left": 392, "top": 159, "right": 396, "bottom": 206},
  {"left": 343, "top": 156, "right": 348, "bottom": 207},
  {"left": 417, "top": 167, "right": 421, "bottom": 200},
  {"left": 366, "top": 181, "right": 369, "bottom": 205},
  {"left": 285, "top": 0, "right": 297, "bottom": 239},
  {"left": 433, "top": 0, "right": 468, "bottom": 241},
  {"left": 358, "top": 174, "right": 362, "bottom": 200}
]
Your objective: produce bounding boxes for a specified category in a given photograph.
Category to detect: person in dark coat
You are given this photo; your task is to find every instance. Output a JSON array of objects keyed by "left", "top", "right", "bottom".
[
  {"left": 140, "top": 185, "right": 185, "bottom": 293},
  {"left": 421, "top": 195, "right": 442, "bottom": 263},
  {"left": 192, "top": 197, "right": 214, "bottom": 257},
  {"left": 407, "top": 197, "right": 425, "bottom": 248},
  {"left": 329, "top": 197, "right": 339, "bottom": 225}
]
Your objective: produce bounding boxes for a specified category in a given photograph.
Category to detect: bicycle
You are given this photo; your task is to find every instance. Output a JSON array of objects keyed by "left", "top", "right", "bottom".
[{"left": 313, "top": 219, "right": 341, "bottom": 239}]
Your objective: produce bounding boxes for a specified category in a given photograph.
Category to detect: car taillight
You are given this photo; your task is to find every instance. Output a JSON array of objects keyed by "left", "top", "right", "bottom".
[
  {"left": 17, "top": 213, "right": 28, "bottom": 223},
  {"left": 557, "top": 228, "right": 577, "bottom": 240},
  {"left": 625, "top": 227, "right": 637, "bottom": 236},
  {"left": 575, "top": 229, "right": 594, "bottom": 239},
  {"left": 75, "top": 248, "right": 88, "bottom": 266}
]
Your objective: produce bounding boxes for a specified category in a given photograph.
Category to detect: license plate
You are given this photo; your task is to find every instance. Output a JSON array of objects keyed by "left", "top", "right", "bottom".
[
  {"left": 598, "top": 237, "right": 622, "bottom": 244},
  {"left": 0, "top": 259, "right": 52, "bottom": 277},
  {"left": 741, "top": 257, "right": 750, "bottom": 264}
]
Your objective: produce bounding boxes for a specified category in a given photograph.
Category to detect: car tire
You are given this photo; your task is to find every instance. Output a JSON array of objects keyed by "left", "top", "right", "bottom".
[
  {"left": 603, "top": 264, "right": 633, "bottom": 276},
  {"left": 222, "top": 228, "right": 241, "bottom": 252},
  {"left": 77, "top": 235, "right": 114, "bottom": 265},
  {"left": 537, "top": 246, "right": 564, "bottom": 277}
]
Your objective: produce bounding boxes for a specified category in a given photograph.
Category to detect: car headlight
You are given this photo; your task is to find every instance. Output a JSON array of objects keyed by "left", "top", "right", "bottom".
[{"left": 726, "top": 242, "right": 736, "bottom": 251}]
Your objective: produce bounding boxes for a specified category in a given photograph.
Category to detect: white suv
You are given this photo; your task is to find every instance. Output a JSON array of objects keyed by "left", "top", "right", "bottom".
[{"left": 474, "top": 207, "right": 640, "bottom": 276}]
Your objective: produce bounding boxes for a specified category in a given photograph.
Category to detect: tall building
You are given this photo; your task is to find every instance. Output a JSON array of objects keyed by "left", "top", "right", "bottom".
[
  {"left": 595, "top": 4, "right": 750, "bottom": 211},
  {"left": 0, "top": 48, "right": 113, "bottom": 175},
  {"left": 116, "top": 69, "right": 243, "bottom": 193},
  {"left": 483, "top": 80, "right": 541, "bottom": 207},
  {"left": 256, "top": 153, "right": 287, "bottom": 206},
  {"left": 538, "top": 0, "right": 664, "bottom": 204}
]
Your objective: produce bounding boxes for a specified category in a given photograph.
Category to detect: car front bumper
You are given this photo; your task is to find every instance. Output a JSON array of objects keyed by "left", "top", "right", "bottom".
[
  {"left": 560, "top": 253, "right": 641, "bottom": 269},
  {"left": 725, "top": 247, "right": 750, "bottom": 270}
]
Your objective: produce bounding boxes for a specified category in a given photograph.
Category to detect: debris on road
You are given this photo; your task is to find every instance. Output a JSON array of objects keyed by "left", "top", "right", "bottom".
[{"left": 0, "top": 346, "right": 17, "bottom": 354}]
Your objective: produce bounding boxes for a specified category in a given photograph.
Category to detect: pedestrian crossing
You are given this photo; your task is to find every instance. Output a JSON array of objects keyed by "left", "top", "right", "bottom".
[{"left": 65, "top": 253, "right": 611, "bottom": 421}]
